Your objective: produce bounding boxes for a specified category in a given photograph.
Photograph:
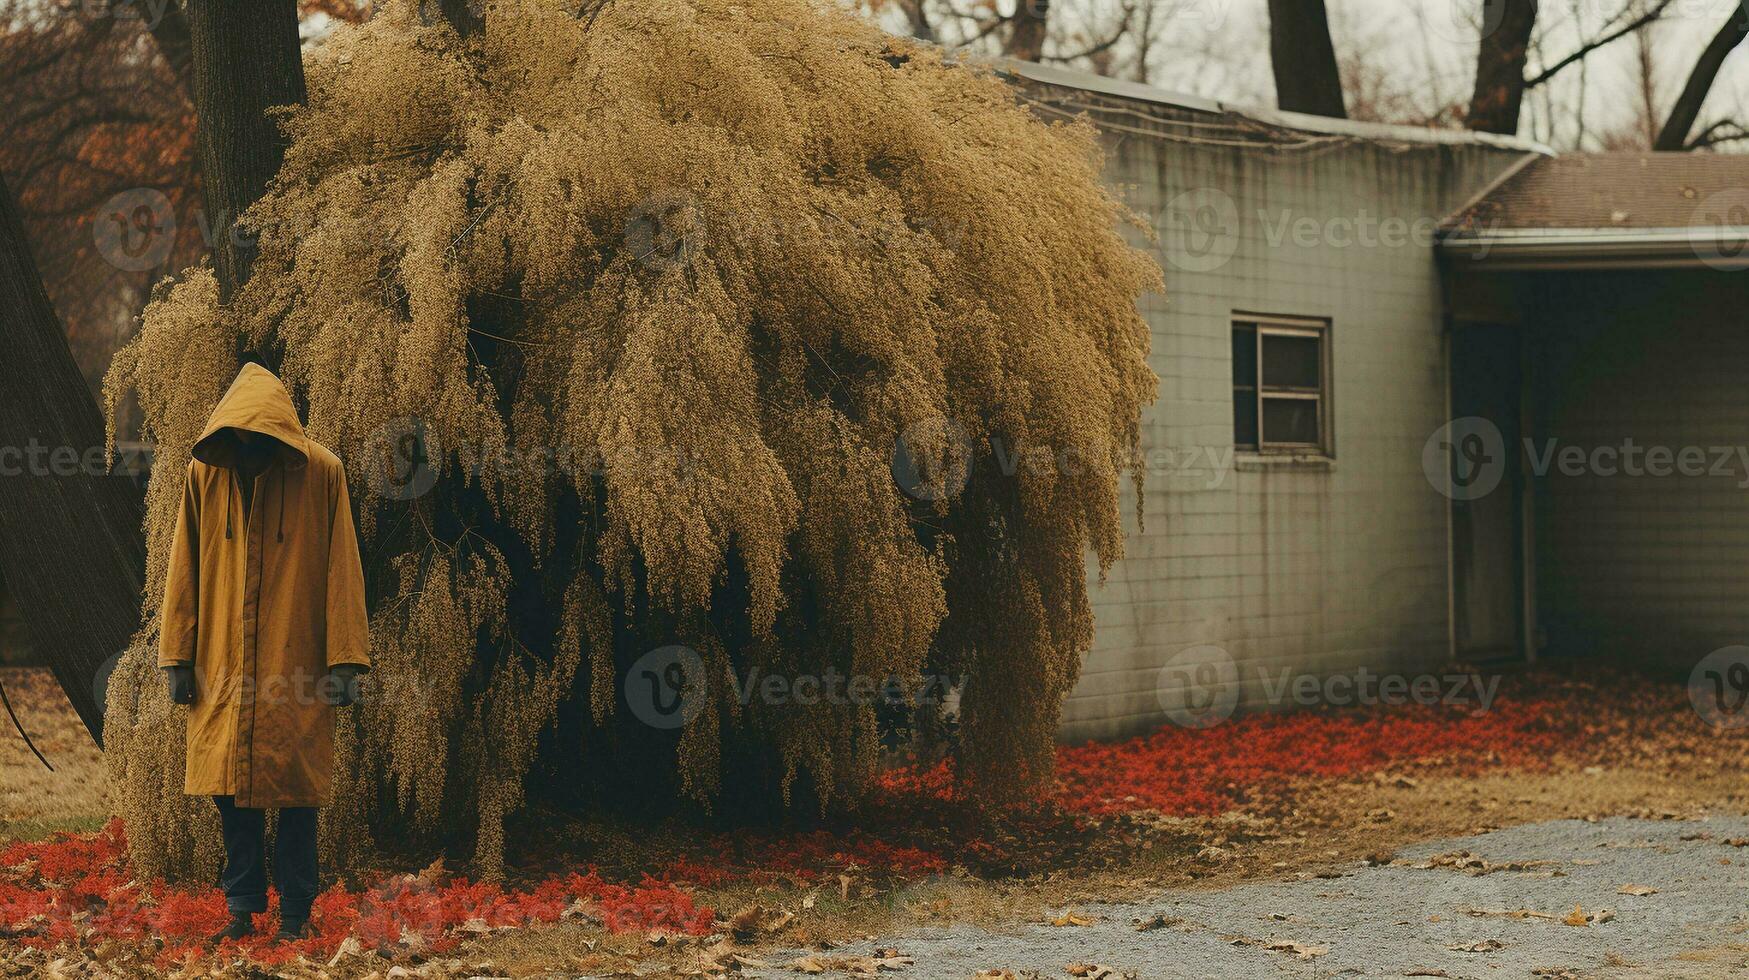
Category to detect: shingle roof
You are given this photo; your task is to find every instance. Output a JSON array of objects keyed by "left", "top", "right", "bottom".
[{"left": 1445, "top": 152, "right": 1749, "bottom": 233}]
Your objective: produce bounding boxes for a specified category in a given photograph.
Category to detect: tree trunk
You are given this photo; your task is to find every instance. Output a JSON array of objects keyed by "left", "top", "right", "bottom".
[
  {"left": 1654, "top": 2, "right": 1749, "bottom": 150},
  {"left": 0, "top": 174, "right": 146, "bottom": 743},
  {"left": 1467, "top": 0, "right": 1539, "bottom": 135},
  {"left": 185, "top": 0, "right": 307, "bottom": 301},
  {"left": 1006, "top": 0, "right": 1049, "bottom": 62},
  {"left": 1267, "top": 0, "right": 1346, "bottom": 118}
]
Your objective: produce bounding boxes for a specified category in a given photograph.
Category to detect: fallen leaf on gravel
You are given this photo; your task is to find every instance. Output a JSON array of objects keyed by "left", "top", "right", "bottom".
[
  {"left": 728, "top": 905, "right": 793, "bottom": 942},
  {"left": 1051, "top": 910, "right": 1096, "bottom": 927},
  {"left": 1067, "top": 965, "right": 1134, "bottom": 979},
  {"left": 1448, "top": 939, "right": 1505, "bottom": 953},
  {"left": 1617, "top": 884, "right": 1658, "bottom": 896},
  {"left": 1132, "top": 913, "right": 1179, "bottom": 931},
  {"left": 1726, "top": 838, "right": 1749, "bottom": 847},
  {"left": 973, "top": 972, "right": 1015, "bottom": 980},
  {"left": 1404, "top": 971, "right": 1450, "bottom": 978},
  {"left": 1563, "top": 904, "right": 1589, "bottom": 927},
  {"left": 790, "top": 956, "right": 827, "bottom": 974},
  {"left": 1265, "top": 940, "right": 1328, "bottom": 959}
]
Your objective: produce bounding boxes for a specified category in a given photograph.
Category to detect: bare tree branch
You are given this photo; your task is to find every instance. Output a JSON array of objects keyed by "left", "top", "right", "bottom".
[
  {"left": 1525, "top": 0, "right": 1674, "bottom": 88},
  {"left": 1655, "top": 1, "right": 1749, "bottom": 150}
]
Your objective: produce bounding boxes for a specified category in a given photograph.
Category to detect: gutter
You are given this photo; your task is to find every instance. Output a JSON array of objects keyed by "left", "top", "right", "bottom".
[{"left": 1438, "top": 227, "right": 1749, "bottom": 270}]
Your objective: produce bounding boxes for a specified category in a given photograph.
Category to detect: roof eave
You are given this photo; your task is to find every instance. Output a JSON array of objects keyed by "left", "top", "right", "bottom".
[
  {"left": 997, "top": 59, "right": 1557, "bottom": 155},
  {"left": 1438, "top": 227, "right": 1749, "bottom": 270}
]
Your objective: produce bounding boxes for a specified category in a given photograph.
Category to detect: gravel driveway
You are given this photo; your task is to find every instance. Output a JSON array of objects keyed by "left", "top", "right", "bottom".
[{"left": 770, "top": 816, "right": 1749, "bottom": 979}]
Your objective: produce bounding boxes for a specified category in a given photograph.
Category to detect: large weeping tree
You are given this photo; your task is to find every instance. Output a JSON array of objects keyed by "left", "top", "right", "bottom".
[{"left": 103, "top": 0, "right": 1160, "bottom": 880}]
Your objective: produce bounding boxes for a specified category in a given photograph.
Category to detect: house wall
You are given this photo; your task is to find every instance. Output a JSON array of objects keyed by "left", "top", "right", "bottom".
[
  {"left": 1052, "top": 94, "right": 1534, "bottom": 741},
  {"left": 1528, "top": 270, "right": 1749, "bottom": 672}
]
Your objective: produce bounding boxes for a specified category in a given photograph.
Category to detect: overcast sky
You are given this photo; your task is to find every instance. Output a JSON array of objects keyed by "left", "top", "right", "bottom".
[{"left": 1048, "top": 0, "right": 1749, "bottom": 149}]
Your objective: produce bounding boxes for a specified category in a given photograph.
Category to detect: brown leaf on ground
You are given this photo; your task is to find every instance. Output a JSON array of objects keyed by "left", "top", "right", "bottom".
[
  {"left": 728, "top": 905, "right": 793, "bottom": 943},
  {"left": 1050, "top": 910, "right": 1096, "bottom": 927}
]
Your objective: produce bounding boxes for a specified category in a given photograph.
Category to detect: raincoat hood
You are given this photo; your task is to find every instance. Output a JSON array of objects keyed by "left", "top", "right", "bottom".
[{"left": 192, "top": 363, "right": 309, "bottom": 470}]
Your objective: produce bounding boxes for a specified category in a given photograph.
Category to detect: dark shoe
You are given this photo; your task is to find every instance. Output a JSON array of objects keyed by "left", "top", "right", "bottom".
[
  {"left": 211, "top": 912, "right": 254, "bottom": 943},
  {"left": 275, "top": 916, "right": 308, "bottom": 941}
]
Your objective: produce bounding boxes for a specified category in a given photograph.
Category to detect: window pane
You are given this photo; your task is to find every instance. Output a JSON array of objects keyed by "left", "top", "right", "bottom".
[
  {"left": 1232, "top": 325, "right": 1256, "bottom": 385},
  {"left": 1262, "top": 397, "right": 1319, "bottom": 445},
  {"left": 1261, "top": 333, "right": 1320, "bottom": 389},
  {"left": 1234, "top": 390, "right": 1258, "bottom": 448}
]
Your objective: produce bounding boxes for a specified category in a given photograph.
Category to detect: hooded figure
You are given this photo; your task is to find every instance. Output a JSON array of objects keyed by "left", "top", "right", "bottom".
[{"left": 158, "top": 363, "right": 371, "bottom": 808}]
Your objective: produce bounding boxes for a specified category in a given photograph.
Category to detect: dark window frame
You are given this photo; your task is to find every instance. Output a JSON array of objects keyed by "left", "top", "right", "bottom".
[{"left": 1232, "top": 313, "right": 1333, "bottom": 456}]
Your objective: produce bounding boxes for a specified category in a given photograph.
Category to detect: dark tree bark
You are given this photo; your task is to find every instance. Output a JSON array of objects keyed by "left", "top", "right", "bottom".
[
  {"left": 1267, "top": 0, "right": 1346, "bottom": 118},
  {"left": 0, "top": 174, "right": 146, "bottom": 743},
  {"left": 1467, "top": 0, "right": 1539, "bottom": 135},
  {"left": 1006, "top": 0, "right": 1048, "bottom": 62},
  {"left": 185, "top": 0, "right": 307, "bottom": 301},
  {"left": 1654, "top": 2, "right": 1749, "bottom": 150}
]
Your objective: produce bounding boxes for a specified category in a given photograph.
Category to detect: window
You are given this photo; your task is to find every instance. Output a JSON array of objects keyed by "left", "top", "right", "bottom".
[{"left": 1233, "top": 315, "right": 1331, "bottom": 454}]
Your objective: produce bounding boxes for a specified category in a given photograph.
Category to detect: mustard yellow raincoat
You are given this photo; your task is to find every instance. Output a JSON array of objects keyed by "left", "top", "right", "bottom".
[{"left": 159, "top": 363, "right": 370, "bottom": 807}]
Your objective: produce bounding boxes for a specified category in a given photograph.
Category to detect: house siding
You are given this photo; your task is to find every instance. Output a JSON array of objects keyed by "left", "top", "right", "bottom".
[{"left": 1048, "top": 93, "right": 1533, "bottom": 741}]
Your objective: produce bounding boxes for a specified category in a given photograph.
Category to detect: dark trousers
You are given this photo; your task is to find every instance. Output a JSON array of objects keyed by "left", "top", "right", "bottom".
[{"left": 211, "top": 795, "right": 319, "bottom": 921}]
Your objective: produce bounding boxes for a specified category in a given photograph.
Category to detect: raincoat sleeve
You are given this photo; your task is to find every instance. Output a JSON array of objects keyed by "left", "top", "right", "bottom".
[
  {"left": 326, "top": 467, "right": 371, "bottom": 669},
  {"left": 158, "top": 462, "right": 200, "bottom": 667}
]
